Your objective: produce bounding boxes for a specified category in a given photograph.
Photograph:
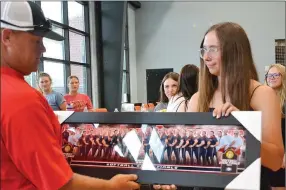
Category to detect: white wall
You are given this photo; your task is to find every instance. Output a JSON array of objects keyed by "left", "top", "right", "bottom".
[
  {"left": 135, "top": 2, "right": 285, "bottom": 103},
  {"left": 128, "top": 4, "right": 138, "bottom": 103}
]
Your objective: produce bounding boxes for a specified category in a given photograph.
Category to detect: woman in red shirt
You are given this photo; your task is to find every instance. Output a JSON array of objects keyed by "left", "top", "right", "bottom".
[{"left": 64, "top": 75, "right": 94, "bottom": 112}]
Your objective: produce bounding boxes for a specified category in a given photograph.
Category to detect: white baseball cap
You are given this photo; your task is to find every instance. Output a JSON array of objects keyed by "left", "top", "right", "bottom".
[{"left": 1, "top": 1, "right": 64, "bottom": 41}]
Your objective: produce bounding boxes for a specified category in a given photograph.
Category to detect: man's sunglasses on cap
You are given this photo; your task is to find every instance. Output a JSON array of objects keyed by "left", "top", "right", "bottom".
[{"left": 0, "top": 1, "right": 64, "bottom": 41}]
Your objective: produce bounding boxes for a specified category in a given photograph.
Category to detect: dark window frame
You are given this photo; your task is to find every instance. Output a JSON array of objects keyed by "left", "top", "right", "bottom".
[
  {"left": 36, "top": 1, "right": 92, "bottom": 99},
  {"left": 122, "top": 4, "right": 131, "bottom": 103},
  {"left": 275, "top": 39, "right": 285, "bottom": 66}
]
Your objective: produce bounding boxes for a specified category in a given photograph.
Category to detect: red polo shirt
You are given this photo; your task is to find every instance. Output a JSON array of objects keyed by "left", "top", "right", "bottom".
[{"left": 1, "top": 67, "right": 73, "bottom": 190}]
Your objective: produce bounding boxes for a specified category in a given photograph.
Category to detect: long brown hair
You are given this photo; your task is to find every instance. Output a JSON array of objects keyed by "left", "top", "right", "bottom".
[
  {"left": 179, "top": 64, "right": 199, "bottom": 101},
  {"left": 159, "top": 72, "right": 179, "bottom": 103},
  {"left": 198, "top": 22, "right": 258, "bottom": 112}
]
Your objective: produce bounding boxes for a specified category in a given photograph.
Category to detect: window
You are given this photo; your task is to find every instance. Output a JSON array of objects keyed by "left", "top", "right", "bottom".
[
  {"left": 43, "top": 61, "right": 66, "bottom": 94},
  {"left": 71, "top": 64, "right": 87, "bottom": 94},
  {"left": 275, "top": 39, "right": 285, "bottom": 66},
  {"left": 122, "top": 8, "right": 131, "bottom": 103},
  {"left": 28, "top": 1, "right": 91, "bottom": 97},
  {"left": 24, "top": 72, "right": 38, "bottom": 88}
]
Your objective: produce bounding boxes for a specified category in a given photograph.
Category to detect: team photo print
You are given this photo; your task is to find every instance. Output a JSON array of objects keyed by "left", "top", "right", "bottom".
[{"left": 62, "top": 123, "right": 246, "bottom": 174}]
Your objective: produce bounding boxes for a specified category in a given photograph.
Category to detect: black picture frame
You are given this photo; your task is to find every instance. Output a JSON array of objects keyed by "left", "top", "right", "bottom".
[{"left": 60, "top": 112, "right": 261, "bottom": 189}]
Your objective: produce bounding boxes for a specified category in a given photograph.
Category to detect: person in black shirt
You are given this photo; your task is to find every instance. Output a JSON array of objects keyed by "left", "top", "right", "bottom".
[
  {"left": 206, "top": 131, "right": 218, "bottom": 166},
  {"left": 143, "top": 131, "right": 151, "bottom": 157},
  {"left": 200, "top": 131, "right": 208, "bottom": 165},
  {"left": 195, "top": 131, "right": 207, "bottom": 165},
  {"left": 95, "top": 131, "right": 104, "bottom": 160},
  {"left": 166, "top": 129, "right": 175, "bottom": 163},
  {"left": 62, "top": 127, "right": 69, "bottom": 146},
  {"left": 180, "top": 130, "right": 188, "bottom": 164},
  {"left": 173, "top": 129, "right": 182, "bottom": 164},
  {"left": 187, "top": 131, "right": 198, "bottom": 165},
  {"left": 102, "top": 130, "right": 113, "bottom": 160},
  {"left": 159, "top": 128, "right": 168, "bottom": 163},
  {"left": 90, "top": 130, "right": 99, "bottom": 160},
  {"left": 107, "top": 130, "right": 116, "bottom": 159},
  {"left": 111, "top": 129, "right": 120, "bottom": 161},
  {"left": 122, "top": 129, "right": 129, "bottom": 160},
  {"left": 77, "top": 131, "right": 87, "bottom": 159},
  {"left": 85, "top": 130, "right": 93, "bottom": 160}
]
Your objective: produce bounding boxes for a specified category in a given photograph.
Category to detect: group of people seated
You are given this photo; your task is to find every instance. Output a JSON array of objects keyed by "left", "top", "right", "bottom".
[{"left": 37, "top": 73, "right": 94, "bottom": 112}]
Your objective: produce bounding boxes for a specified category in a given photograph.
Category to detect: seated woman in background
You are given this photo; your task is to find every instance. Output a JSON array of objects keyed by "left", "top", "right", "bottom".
[
  {"left": 64, "top": 75, "right": 94, "bottom": 112},
  {"left": 38, "top": 72, "right": 66, "bottom": 111},
  {"left": 154, "top": 72, "right": 179, "bottom": 112},
  {"left": 265, "top": 63, "right": 285, "bottom": 190},
  {"left": 167, "top": 64, "right": 199, "bottom": 112}
]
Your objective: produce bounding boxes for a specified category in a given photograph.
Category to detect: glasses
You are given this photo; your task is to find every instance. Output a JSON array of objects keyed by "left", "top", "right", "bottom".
[
  {"left": 199, "top": 46, "right": 220, "bottom": 59},
  {"left": 265, "top": 73, "right": 281, "bottom": 79}
]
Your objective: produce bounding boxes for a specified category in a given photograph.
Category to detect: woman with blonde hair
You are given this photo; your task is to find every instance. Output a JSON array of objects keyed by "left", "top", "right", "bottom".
[
  {"left": 265, "top": 64, "right": 285, "bottom": 114},
  {"left": 265, "top": 63, "right": 285, "bottom": 190},
  {"left": 38, "top": 72, "right": 66, "bottom": 111}
]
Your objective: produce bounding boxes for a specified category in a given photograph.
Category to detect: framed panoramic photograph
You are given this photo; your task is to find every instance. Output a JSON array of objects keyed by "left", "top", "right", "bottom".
[{"left": 55, "top": 111, "right": 262, "bottom": 190}]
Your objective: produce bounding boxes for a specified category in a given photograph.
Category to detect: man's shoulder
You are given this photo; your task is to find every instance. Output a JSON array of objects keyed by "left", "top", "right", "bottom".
[
  {"left": 2, "top": 84, "right": 50, "bottom": 123},
  {"left": 2, "top": 81, "right": 44, "bottom": 107}
]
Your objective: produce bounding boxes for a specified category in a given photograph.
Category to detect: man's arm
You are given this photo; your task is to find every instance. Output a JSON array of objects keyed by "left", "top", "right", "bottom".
[
  {"left": 60, "top": 174, "right": 109, "bottom": 190},
  {"left": 3, "top": 99, "right": 139, "bottom": 190},
  {"left": 196, "top": 139, "right": 205, "bottom": 147},
  {"left": 60, "top": 173, "right": 139, "bottom": 190},
  {"left": 212, "top": 138, "right": 219, "bottom": 147},
  {"left": 182, "top": 140, "right": 189, "bottom": 148},
  {"left": 170, "top": 139, "right": 177, "bottom": 147},
  {"left": 176, "top": 138, "right": 184, "bottom": 148},
  {"left": 96, "top": 138, "right": 102, "bottom": 146},
  {"left": 85, "top": 95, "right": 94, "bottom": 112},
  {"left": 190, "top": 139, "right": 198, "bottom": 147}
]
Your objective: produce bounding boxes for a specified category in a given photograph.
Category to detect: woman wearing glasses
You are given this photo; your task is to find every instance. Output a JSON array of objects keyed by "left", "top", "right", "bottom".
[
  {"left": 154, "top": 22, "right": 284, "bottom": 190},
  {"left": 265, "top": 64, "right": 285, "bottom": 190}
]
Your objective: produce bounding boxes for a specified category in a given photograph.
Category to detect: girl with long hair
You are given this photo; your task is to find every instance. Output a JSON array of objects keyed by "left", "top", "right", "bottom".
[
  {"left": 167, "top": 64, "right": 199, "bottom": 112},
  {"left": 155, "top": 22, "right": 284, "bottom": 190},
  {"left": 154, "top": 72, "right": 179, "bottom": 112},
  {"left": 38, "top": 72, "right": 66, "bottom": 111},
  {"left": 265, "top": 63, "right": 285, "bottom": 190}
]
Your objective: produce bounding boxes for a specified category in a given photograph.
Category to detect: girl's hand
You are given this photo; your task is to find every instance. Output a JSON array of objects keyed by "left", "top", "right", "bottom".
[{"left": 213, "top": 102, "right": 239, "bottom": 118}]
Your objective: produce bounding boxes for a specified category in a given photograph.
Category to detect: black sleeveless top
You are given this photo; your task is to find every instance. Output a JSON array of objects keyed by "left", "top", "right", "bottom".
[{"left": 206, "top": 85, "right": 271, "bottom": 190}]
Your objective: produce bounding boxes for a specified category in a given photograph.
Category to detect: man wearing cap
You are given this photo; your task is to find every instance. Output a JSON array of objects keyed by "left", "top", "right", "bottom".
[{"left": 1, "top": 1, "right": 139, "bottom": 190}]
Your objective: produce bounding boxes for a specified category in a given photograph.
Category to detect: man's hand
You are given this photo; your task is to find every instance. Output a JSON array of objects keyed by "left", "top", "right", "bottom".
[
  {"left": 153, "top": 184, "right": 177, "bottom": 190},
  {"left": 109, "top": 174, "right": 140, "bottom": 190}
]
